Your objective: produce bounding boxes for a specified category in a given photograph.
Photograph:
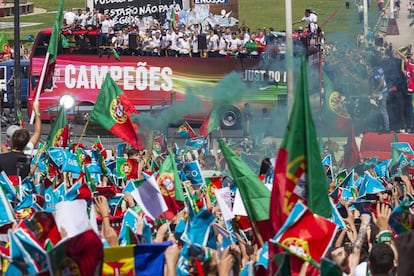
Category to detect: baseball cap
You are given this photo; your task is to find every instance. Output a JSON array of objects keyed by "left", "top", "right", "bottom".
[{"left": 6, "top": 125, "right": 22, "bottom": 139}]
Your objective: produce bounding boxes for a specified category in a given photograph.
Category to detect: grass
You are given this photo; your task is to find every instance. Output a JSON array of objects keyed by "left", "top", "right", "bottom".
[{"left": 0, "top": 0, "right": 382, "bottom": 48}]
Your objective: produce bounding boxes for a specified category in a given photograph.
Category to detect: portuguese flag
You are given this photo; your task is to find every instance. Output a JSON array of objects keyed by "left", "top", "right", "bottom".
[
  {"left": 270, "top": 55, "right": 332, "bottom": 235},
  {"left": 116, "top": 157, "right": 139, "bottom": 180},
  {"left": 46, "top": 107, "right": 68, "bottom": 148},
  {"left": 90, "top": 74, "right": 144, "bottom": 150},
  {"left": 321, "top": 72, "right": 352, "bottom": 135},
  {"left": 0, "top": 32, "right": 10, "bottom": 58},
  {"left": 198, "top": 107, "right": 220, "bottom": 138}
]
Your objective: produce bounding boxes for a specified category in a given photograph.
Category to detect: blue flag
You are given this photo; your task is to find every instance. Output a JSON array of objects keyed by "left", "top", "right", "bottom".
[
  {"left": 7, "top": 229, "right": 39, "bottom": 275},
  {"left": 330, "top": 170, "right": 354, "bottom": 201},
  {"left": 374, "top": 159, "right": 391, "bottom": 178},
  {"left": 181, "top": 208, "right": 216, "bottom": 247},
  {"left": 391, "top": 142, "right": 414, "bottom": 154},
  {"left": 182, "top": 160, "right": 205, "bottom": 186},
  {"left": 0, "top": 171, "right": 17, "bottom": 201},
  {"left": 53, "top": 183, "right": 66, "bottom": 204},
  {"left": 185, "top": 136, "right": 208, "bottom": 149},
  {"left": 397, "top": 153, "right": 409, "bottom": 168},
  {"left": 61, "top": 150, "right": 81, "bottom": 174},
  {"left": 44, "top": 185, "right": 57, "bottom": 210},
  {"left": 357, "top": 172, "right": 386, "bottom": 198},
  {"left": 20, "top": 177, "right": 35, "bottom": 196},
  {"left": 123, "top": 180, "right": 138, "bottom": 194},
  {"left": 329, "top": 199, "right": 346, "bottom": 229},
  {"left": 48, "top": 147, "right": 65, "bottom": 168},
  {"left": 119, "top": 208, "right": 140, "bottom": 246},
  {"left": 0, "top": 180, "right": 15, "bottom": 227},
  {"left": 116, "top": 143, "right": 127, "bottom": 157},
  {"left": 14, "top": 228, "right": 48, "bottom": 270},
  {"left": 134, "top": 241, "right": 172, "bottom": 276}
]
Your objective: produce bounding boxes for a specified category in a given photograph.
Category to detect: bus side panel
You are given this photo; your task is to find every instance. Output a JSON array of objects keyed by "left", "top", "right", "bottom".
[{"left": 29, "top": 55, "right": 288, "bottom": 124}]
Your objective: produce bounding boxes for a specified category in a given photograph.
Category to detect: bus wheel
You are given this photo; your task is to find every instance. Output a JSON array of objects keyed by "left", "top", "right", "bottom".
[{"left": 220, "top": 106, "right": 241, "bottom": 129}]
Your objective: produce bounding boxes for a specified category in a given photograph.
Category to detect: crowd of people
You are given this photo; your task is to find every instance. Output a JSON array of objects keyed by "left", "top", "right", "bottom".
[
  {"left": 59, "top": 7, "right": 323, "bottom": 59},
  {"left": 0, "top": 95, "right": 411, "bottom": 275},
  {"left": 321, "top": 35, "right": 414, "bottom": 135},
  {"left": 0, "top": 3, "right": 413, "bottom": 275}
]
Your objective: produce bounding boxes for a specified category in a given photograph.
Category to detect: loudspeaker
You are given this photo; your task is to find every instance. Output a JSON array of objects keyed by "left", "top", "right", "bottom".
[
  {"left": 129, "top": 33, "right": 138, "bottom": 49},
  {"left": 198, "top": 33, "right": 207, "bottom": 50}
]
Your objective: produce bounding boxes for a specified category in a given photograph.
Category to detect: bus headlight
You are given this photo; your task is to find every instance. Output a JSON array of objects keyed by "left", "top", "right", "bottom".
[{"left": 59, "top": 94, "right": 75, "bottom": 110}]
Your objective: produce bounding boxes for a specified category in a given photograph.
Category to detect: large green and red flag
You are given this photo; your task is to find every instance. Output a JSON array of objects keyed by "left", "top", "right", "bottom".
[
  {"left": 48, "top": 229, "right": 103, "bottom": 275},
  {"left": 218, "top": 138, "right": 274, "bottom": 243},
  {"left": 0, "top": 32, "right": 11, "bottom": 59},
  {"left": 321, "top": 72, "right": 352, "bottom": 135},
  {"left": 156, "top": 148, "right": 185, "bottom": 215},
  {"left": 90, "top": 74, "right": 145, "bottom": 150},
  {"left": 270, "top": 55, "right": 332, "bottom": 236},
  {"left": 198, "top": 107, "right": 220, "bottom": 138},
  {"left": 46, "top": 107, "right": 68, "bottom": 148},
  {"left": 271, "top": 201, "right": 337, "bottom": 267}
]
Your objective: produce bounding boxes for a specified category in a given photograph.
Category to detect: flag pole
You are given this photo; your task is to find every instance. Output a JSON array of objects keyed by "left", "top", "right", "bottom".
[
  {"left": 251, "top": 220, "right": 264, "bottom": 247},
  {"left": 75, "top": 118, "right": 90, "bottom": 152},
  {"left": 285, "top": 0, "right": 294, "bottom": 115},
  {"left": 29, "top": 52, "right": 50, "bottom": 124}
]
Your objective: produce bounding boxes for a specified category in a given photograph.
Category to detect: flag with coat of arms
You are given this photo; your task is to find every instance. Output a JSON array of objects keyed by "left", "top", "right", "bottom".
[{"left": 90, "top": 74, "right": 145, "bottom": 150}]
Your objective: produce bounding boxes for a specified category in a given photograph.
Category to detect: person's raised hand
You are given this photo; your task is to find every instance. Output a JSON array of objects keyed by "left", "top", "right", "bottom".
[
  {"left": 217, "top": 247, "right": 235, "bottom": 276},
  {"left": 33, "top": 100, "right": 40, "bottom": 115},
  {"left": 93, "top": 195, "right": 110, "bottom": 218},
  {"left": 372, "top": 202, "right": 391, "bottom": 231}
]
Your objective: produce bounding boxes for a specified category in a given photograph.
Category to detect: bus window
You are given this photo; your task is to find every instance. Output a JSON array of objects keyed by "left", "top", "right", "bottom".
[
  {"left": 20, "top": 65, "right": 28, "bottom": 79},
  {"left": 0, "top": 66, "right": 6, "bottom": 93},
  {"left": 30, "top": 75, "right": 52, "bottom": 91},
  {"left": 0, "top": 67, "right": 5, "bottom": 80}
]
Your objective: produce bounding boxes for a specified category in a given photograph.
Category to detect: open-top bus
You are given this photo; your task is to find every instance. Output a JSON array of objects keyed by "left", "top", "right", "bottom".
[{"left": 28, "top": 28, "right": 288, "bottom": 129}]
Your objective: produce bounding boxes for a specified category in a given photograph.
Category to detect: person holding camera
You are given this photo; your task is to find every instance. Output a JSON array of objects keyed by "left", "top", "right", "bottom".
[{"left": 0, "top": 101, "right": 41, "bottom": 178}]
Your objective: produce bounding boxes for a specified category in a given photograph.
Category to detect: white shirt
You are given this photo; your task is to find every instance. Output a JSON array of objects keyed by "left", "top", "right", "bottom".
[
  {"left": 101, "top": 19, "right": 111, "bottom": 34},
  {"left": 64, "top": 11, "right": 77, "bottom": 25},
  {"left": 178, "top": 38, "right": 190, "bottom": 54},
  {"left": 208, "top": 33, "right": 219, "bottom": 51}
]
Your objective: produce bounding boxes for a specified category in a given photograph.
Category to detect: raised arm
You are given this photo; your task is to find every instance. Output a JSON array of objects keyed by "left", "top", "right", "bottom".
[{"left": 28, "top": 101, "right": 42, "bottom": 147}]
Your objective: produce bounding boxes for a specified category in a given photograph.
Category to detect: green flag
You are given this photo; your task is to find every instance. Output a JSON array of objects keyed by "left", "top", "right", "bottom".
[
  {"left": 48, "top": 0, "right": 64, "bottom": 64},
  {"left": 16, "top": 108, "right": 24, "bottom": 128},
  {"left": 158, "top": 148, "right": 185, "bottom": 202},
  {"left": 46, "top": 107, "right": 68, "bottom": 148},
  {"left": 198, "top": 107, "right": 220, "bottom": 137},
  {"left": 112, "top": 48, "right": 120, "bottom": 61},
  {"left": 270, "top": 55, "right": 332, "bottom": 234},
  {"left": 0, "top": 32, "right": 11, "bottom": 57},
  {"left": 321, "top": 72, "right": 352, "bottom": 135},
  {"left": 89, "top": 74, "right": 144, "bottom": 150},
  {"left": 218, "top": 138, "right": 274, "bottom": 241},
  {"left": 320, "top": 258, "right": 342, "bottom": 276}
]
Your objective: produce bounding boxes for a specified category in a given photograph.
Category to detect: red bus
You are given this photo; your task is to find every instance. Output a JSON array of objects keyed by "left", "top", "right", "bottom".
[{"left": 28, "top": 29, "right": 288, "bottom": 129}]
